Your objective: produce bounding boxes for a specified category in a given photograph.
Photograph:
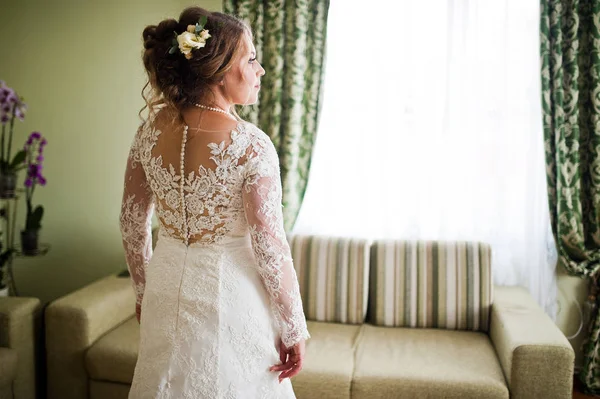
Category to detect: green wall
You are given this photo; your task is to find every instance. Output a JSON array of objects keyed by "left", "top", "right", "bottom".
[{"left": 0, "top": 0, "right": 222, "bottom": 304}]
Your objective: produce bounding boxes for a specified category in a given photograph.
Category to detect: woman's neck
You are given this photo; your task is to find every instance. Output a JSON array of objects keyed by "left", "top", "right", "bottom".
[{"left": 204, "top": 90, "right": 232, "bottom": 112}]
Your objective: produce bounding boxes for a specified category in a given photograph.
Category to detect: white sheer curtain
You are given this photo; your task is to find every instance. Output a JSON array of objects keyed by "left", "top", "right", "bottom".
[{"left": 293, "top": 0, "right": 558, "bottom": 317}]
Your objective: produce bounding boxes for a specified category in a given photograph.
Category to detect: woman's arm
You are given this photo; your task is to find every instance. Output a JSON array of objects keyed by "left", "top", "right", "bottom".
[
  {"left": 119, "top": 125, "right": 154, "bottom": 321},
  {"left": 242, "top": 130, "right": 310, "bottom": 349}
]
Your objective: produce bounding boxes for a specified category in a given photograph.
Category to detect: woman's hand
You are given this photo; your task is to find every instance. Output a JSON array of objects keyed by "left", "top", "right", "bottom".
[{"left": 270, "top": 338, "right": 305, "bottom": 383}]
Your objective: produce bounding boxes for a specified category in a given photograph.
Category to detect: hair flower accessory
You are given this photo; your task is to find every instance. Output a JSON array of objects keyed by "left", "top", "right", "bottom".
[{"left": 169, "top": 16, "right": 212, "bottom": 59}]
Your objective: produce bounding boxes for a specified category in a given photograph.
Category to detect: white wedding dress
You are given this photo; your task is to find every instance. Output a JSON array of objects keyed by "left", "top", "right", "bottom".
[{"left": 119, "top": 110, "right": 311, "bottom": 399}]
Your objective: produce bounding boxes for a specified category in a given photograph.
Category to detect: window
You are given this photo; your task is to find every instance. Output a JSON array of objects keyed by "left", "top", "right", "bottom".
[{"left": 293, "top": 0, "right": 557, "bottom": 316}]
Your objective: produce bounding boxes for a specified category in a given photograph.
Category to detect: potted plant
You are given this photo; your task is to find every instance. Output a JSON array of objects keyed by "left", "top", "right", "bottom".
[
  {"left": 21, "top": 131, "right": 46, "bottom": 255},
  {"left": 0, "top": 81, "right": 27, "bottom": 198}
]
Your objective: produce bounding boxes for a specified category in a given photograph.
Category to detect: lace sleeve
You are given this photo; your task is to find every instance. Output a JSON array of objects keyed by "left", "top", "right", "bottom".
[
  {"left": 119, "top": 125, "right": 154, "bottom": 310},
  {"left": 242, "top": 131, "right": 311, "bottom": 349}
]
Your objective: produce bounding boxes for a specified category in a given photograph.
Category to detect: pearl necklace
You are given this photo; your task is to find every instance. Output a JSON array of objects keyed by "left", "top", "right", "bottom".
[{"left": 194, "top": 103, "right": 231, "bottom": 116}]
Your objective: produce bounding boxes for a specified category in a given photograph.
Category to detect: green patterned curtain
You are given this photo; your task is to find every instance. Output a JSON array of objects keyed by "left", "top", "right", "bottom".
[
  {"left": 540, "top": 0, "right": 600, "bottom": 392},
  {"left": 223, "top": 0, "right": 330, "bottom": 231}
]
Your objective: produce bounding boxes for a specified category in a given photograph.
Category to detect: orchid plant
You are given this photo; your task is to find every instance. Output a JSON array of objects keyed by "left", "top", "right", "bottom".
[
  {"left": 23, "top": 132, "right": 47, "bottom": 231},
  {"left": 0, "top": 81, "right": 27, "bottom": 175},
  {"left": 0, "top": 131, "right": 48, "bottom": 290},
  {"left": 0, "top": 82, "right": 50, "bottom": 291}
]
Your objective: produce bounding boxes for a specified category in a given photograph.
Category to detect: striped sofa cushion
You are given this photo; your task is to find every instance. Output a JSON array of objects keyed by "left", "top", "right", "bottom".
[
  {"left": 368, "top": 240, "right": 493, "bottom": 332},
  {"left": 287, "top": 235, "right": 371, "bottom": 324}
]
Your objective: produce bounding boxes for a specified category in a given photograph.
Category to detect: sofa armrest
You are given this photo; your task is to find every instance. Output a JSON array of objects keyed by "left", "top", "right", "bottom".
[
  {"left": 46, "top": 274, "right": 136, "bottom": 399},
  {"left": 490, "top": 286, "right": 574, "bottom": 399},
  {"left": 0, "top": 297, "right": 40, "bottom": 399},
  {"left": 0, "top": 347, "right": 18, "bottom": 387}
]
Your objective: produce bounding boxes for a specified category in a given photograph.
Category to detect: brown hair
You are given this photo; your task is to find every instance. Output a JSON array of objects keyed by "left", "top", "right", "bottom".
[{"left": 140, "top": 6, "right": 251, "bottom": 123}]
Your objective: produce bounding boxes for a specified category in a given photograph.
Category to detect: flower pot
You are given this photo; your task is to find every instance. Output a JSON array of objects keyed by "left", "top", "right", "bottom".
[
  {"left": 21, "top": 229, "right": 39, "bottom": 256},
  {"left": 0, "top": 286, "right": 8, "bottom": 297},
  {"left": 0, "top": 172, "right": 16, "bottom": 199}
]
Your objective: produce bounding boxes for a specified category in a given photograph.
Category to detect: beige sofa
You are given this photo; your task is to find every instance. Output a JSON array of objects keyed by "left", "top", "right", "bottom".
[
  {"left": 45, "top": 236, "right": 574, "bottom": 399},
  {"left": 0, "top": 296, "right": 42, "bottom": 399}
]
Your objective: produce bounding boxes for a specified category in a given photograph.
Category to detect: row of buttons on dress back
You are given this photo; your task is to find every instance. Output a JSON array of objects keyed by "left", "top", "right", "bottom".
[{"left": 180, "top": 125, "right": 189, "bottom": 246}]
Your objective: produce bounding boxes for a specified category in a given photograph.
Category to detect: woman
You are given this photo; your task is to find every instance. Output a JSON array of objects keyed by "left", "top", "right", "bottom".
[{"left": 119, "top": 6, "right": 311, "bottom": 398}]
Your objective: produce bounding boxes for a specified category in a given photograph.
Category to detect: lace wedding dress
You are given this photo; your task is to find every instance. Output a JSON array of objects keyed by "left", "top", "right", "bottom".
[{"left": 119, "top": 111, "right": 311, "bottom": 399}]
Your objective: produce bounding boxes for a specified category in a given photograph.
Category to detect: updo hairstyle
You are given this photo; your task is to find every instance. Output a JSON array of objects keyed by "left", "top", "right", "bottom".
[{"left": 140, "top": 6, "right": 251, "bottom": 122}]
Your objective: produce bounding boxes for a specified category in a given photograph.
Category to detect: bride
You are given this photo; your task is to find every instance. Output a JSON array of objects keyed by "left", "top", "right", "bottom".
[{"left": 119, "top": 6, "right": 311, "bottom": 398}]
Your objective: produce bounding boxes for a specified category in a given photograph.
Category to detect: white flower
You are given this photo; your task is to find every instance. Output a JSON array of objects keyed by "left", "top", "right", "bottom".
[
  {"left": 199, "top": 29, "right": 211, "bottom": 40},
  {"left": 177, "top": 31, "right": 207, "bottom": 59}
]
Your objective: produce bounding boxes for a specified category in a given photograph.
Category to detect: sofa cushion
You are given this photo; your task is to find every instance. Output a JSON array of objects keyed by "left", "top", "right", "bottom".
[
  {"left": 0, "top": 347, "right": 17, "bottom": 386},
  {"left": 352, "top": 324, "right": 508, "bottom": 399},
  {"left": 288, "top": 234, "right": 371, "bottom": 323},
  {"left": 368, "top": 240, "right": 493, "bottom": 332},
  {"left": 292, "top": 321, "right": 363, "bottom": 399},
  {"left": 85, "top": 318, "right": 361, "bottom": 399},
  {"left": 85, "top": 317, "right": 139, "bottom": 384}
]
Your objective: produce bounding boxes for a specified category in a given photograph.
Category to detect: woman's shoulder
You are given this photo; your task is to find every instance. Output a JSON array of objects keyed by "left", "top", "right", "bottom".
[
  {"left": 236, "top": 121, "right": 272, "bottom": 147},
  {"left": 135, "top": 107, "right": 174, "bottom": 140},
  {"left": 235, "top": 122, "right": 278, "bottom": 168}
]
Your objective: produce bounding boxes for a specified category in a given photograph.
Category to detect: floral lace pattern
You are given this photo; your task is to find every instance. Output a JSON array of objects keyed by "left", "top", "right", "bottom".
[
  {"left": 119, "top": 117, "right": 310, "bottom": 397},
  {"left": 242, "top": 137, "right": 311, "bottom": 348},
  {"left": 119, "top": 124, "right": 155, "bottom": 307}
]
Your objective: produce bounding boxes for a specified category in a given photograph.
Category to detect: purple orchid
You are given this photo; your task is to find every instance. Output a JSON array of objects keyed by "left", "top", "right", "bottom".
[
  {"left": 24, "top": 132, "right": 47, "bottom": 185},
  {"left": 14, "top": 105, "right": 26, "bottom": 122},
  {"left": 23, "top": 131, "right": 47, "bottom": 230},
  {"left": 0, "top": 84, "right": 14, "bottom": 105},
  {"left": 0, "top": 81, "right": 29, "bottom": 175}
]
